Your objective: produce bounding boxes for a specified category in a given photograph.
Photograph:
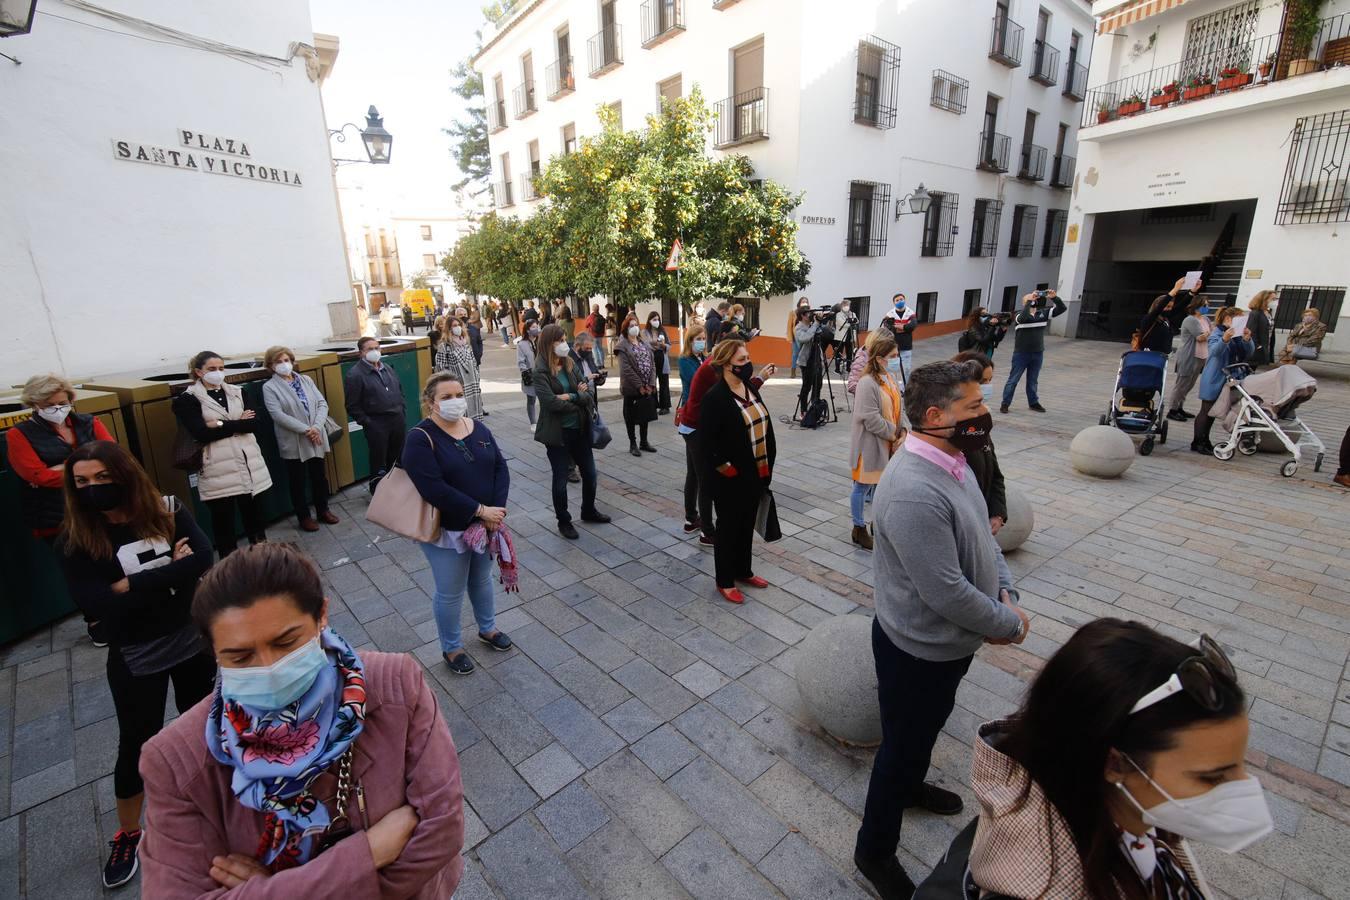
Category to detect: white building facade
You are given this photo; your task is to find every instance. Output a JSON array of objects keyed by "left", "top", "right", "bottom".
[
  {"left": 0, "top": 0, "right": 351, "bottom": 385},
  {"left": 392, "top": 214, "right": 476, "bottom": 308},
  {"left": 473, "top": 0, "right": 1096, "bottom": 358},
  {"left": 1057, "top": 0, "right": 1350, "bottom": 348}
]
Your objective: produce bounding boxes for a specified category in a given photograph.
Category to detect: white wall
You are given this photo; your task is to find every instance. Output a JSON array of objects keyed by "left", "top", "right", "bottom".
[
  {"left": 392, "top": 216, "right": 471, "bottom": 306},
  {"left": 0, "top": 0, "right": 349, "bottom": 384}
]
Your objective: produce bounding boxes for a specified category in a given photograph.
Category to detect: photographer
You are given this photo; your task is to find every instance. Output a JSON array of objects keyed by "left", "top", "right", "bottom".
[
  {"left": 879, "top": 293, "right": 919, "bottom": 381},
  {"left": 998, "top": 290, "right": 1066, "bottom": 414},
  {"left": 833, "top": 300, "right": 860, "bottom": 374},
  {"left": 793, "top": 305, "right": 830, "bottom": 418},
  {"left": 958, "top": 307, "right": 1009, "bottom": 359}
]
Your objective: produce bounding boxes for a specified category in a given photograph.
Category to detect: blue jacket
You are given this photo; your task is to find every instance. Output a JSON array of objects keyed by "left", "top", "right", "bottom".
[
  {"left": 1198, "top": 329, "right": 1254, "bottom": 402},
  {"left": 402, "top": 420, "right": 509, "bottom": 531},
  {"left": 678, "top": 353, "right": 705, "bottom": 407}
]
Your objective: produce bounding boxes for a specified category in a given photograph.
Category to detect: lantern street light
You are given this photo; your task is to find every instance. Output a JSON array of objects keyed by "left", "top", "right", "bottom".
[
  {"left": 895, "top": 183, "right": 932, "bottom": 218},
  {"left": 0, "top": 0, "right": 37, "bottom": 38},
  {"left": 329, "top": 106, "right": 394, "bottom": 166}
]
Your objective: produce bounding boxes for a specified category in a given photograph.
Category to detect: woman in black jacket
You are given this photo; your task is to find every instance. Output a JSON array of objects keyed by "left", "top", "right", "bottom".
[
  {"left": 696, "top": 339, "right": 777, "bottom": 606},
  {"left": 57, "top": 441, "right": 215, "bottom": 889},
  {"left": 1136, "top": 280, "right": 1191, "bottom": 354}
]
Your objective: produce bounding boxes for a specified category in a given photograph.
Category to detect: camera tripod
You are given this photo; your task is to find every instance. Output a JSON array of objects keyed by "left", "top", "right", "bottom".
[{"left": 789, "top": 334, "right": 841, "bottom": 426}]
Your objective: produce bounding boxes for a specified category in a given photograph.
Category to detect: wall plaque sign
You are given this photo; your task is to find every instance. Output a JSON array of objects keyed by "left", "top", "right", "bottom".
[{"left": 112, "top": 128, "right": 302, "bottom": 186}]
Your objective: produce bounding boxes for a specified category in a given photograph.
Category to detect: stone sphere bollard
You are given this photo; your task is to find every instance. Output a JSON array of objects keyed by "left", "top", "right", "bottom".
[
  {"left": 1069, "top": 425, "right": 1136, "bottom": 478},
  {"left": 796, "top": 615, "right": 880, "bottom": 746},
  {"left": 995, "top": 486, "right": 1034, "bottom": 553}
]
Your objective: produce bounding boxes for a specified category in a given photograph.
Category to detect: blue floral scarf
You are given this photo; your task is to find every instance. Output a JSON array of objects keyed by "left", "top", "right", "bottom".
[{"left": 204, "top": 628, "right": 367, "bottom": 869}]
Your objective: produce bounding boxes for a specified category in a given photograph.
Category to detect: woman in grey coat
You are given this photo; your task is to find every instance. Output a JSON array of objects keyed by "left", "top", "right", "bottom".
[
  {"left": 1165, "top": 296, "right": 1213, "bottom": 422},
  {"left": 517, "top": 322, "right": 541, "bottom": 426},
  {"left": 260, "top": 346, "right": 338, "bottom": 532},
  {"left": 848, "top": 335, "right": 904, "bottom": 550}
]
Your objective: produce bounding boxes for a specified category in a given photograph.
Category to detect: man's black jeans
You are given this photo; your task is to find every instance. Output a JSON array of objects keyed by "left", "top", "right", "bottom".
[{"left": 856, "top": 618, "right": 973, "bottom": 861}]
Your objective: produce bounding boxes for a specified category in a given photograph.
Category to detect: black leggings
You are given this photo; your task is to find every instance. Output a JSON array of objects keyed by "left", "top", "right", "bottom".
[
  {"left": 285, "top": 457, "right": 331, "bottom": 520},
  {"left": 207, "top": 492, "right": 266, "bottom": 557},
  {"left": 682, "top": 432, "right": 713, "bottom": 533},
  {"left": 1193, "top": 398, "right": 1217, "bottom": 445},
  {"left": 108, "top": 645, "right": 216, "bottom": 798}
]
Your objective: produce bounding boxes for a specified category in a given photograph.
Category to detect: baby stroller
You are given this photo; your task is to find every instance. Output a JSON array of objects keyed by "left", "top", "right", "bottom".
[
  {"left": 1099, "top": 350, "right": 1169, "bottom": 455},
  {"left": 1210, "top": 363, "right": 1326, "bottom": 477}
]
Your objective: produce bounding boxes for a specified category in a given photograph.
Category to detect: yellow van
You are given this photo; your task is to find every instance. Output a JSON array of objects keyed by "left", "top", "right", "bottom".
[{"left": 403, "top": 289, "right": 436, "bottom": 325}]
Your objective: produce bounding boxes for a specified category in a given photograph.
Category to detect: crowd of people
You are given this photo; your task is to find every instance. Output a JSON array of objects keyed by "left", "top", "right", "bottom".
[{"left": 10, "top": 280, "right": 1342, "bottom": 898}]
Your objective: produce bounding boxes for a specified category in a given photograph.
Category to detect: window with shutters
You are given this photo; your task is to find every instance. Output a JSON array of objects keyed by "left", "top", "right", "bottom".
[
  {"left": 846, "top": 181, "right": 891, "bottom": 257},
  {"left": 915, "top": 292, "right": 938, "bottom": 324},
  {"left": 1042, "top": 209, "right": 1068, "bottom": 257},
  {"left": 1009, "top": 204, "right": 1038, "bottom": 257},
  {"left": 920, "top": 191, "right": 959, "bottom": 257},
  {"left": 970, "top": 199, "right": 1003, "bottom": 257},
  {"left": 658, "top": 74, "right": 682, "bottom": 110},
  {"left": 962, "top": 289, "right": 983, "bottom": 317}
]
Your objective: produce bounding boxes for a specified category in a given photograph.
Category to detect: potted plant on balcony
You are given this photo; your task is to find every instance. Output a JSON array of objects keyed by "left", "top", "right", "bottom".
[
  {"left": 1096, "top": 99, "right": 1113, "bottom": 124},
  {"left": 1259, "top": 52, "right": 1276, "bottom": 79},
  {"left": 1118, "top": 92, "right": 1147, "bottom": 116},
  {"left": 1182, "top": 72, "right": 1215, "bottom": 101},
  {"left": 1287, "top": 0, "right": 1327, "bottom": 77},
  {"left": 1150, "top": 81, "right": 1182, "bottom": 106},
  {"left": 1217, "top": 64, "right": 1253, "bottom": 91}
]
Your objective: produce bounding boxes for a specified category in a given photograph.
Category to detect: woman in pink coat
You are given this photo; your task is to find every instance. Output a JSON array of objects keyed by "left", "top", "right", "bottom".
[{"left": 138, "top": 543, "right": 464, "bottom": 898}]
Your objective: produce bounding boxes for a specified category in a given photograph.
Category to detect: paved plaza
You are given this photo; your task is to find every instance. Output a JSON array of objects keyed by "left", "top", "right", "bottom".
[{"left": 2, "top": 335, "right": 1349, "bottom": 899}]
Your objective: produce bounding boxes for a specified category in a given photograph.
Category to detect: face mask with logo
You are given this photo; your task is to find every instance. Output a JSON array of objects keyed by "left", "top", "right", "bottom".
[
  {"left": 731, "top": 362, "right": 754, "bottom": 383},
  {"left": 219, "top": 635, "right": 330, "bottom": 711},
  {"left": 554, "top": 342, "right": 570, "bottom": 358},
  {"left": 202, "top": 370, "right": 227, "bottom": 387},
  {"left": 37, "top": 404, "right": 71, "bottom": 425},
  {"left": 273, "top": 362, "right": 293, "bottom": 378},
  {"left": 1116, "top": 755, "right": 1273, "bottom": 853},
  {"left": 916, "top": 411, "right": 994, "bottom": 454},
  {"left": 364, "top": 349, "right": 382, "bottom": 365},
  {"left": 628, "top": 326, "right": 640, "bottom": 338},
  {"left": 693, "top": 339, "right": 706, "bottom": 353},
  {"left": 437, "top": 397, "right": 468, "bottom": 421},
  {"left": 76, "top": 482, "right": 127, "bottom": 512}
]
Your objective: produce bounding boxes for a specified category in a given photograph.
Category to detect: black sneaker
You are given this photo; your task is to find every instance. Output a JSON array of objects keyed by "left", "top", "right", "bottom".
[
  {"left": 103, "top": 829, "right": 141, "bottom": 889},
  {"left": 853, "top": 850, "right": 915, "bottom": 900},
  {"left": 88, "top": 623, "right": 107, "bottom": 649},
  {"left": 639, "top": 443, "right": 658, "bottom": 453},
  {"left": 559, "top": 521, "right": 580, "bottom": 539},
  {"left": 907, "top": 782, "right": 964, "bottom": 816},
  {"left": 1029, "top": 403, "right": 1047, "bottom": 413},
  {"left": 443, "top": 652, "right": 475, "bottom": 675},
  {"left": 581, "top": 510, "right": 612, "bottom": 524},
  {"left": 998, "top": 405, "right": 1009, "bottom": 414},
  {"left": 1166, "top": 409, "right": 1188, "bottom": 422},
  {"left": 478, "top": 631, "right": 513, "bottom": 652}
]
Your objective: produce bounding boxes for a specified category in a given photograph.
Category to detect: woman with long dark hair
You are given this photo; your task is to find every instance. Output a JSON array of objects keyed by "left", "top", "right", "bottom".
[
  {"left": 641, "top": 310, "right": 672, "bottom": 414},
  {"left": 57, "top": 441, "right": 217, "bottom": 889},
  {"left": 534, "top": 323, "right": 611, "bottom": 539},
  {"left": 1136, "top": 289, "right": 1180, "bottom": 355},
  {"left": 434, "top": 316, "right": 485, "bottom": 419},
  {"left": 915, "top": 619, "right": 1271, "bottom": 900},
  {"left": 516, "top": 320, "right": 541, "bottom": 426},
  {"left": 614, "top": 312, "right": 658, "bottom": 457}
]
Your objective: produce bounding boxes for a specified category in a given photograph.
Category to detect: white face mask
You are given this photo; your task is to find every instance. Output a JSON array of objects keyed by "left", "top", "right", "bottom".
[
  {"left": 1117, "top": 756, "right": 1273, "bottom": 853},
  {"left": 37, "top": 404, "right": 71, "bottom": 424},
  {"left": 980, "top": 383, "right": 994, "bottom": 405},
  {"left": 273, "top": 362, "right": 293, "bottom": 377},
  {"left": 364, "top": 349, "right": 382, "bottom": 365},
  {"left": 437, "top": 397, "right": 468, "bottom": 421},
  {"left": 554, "top": 342, "right": 570, "bottom": 358},
  {"left": 650, "top": 319, "right": 660, "bottom": 328},
  {"left": 628, "top": 326, "right": 640, "bottom": 338},
  {"left": 202, "top": 370, "right": 226, "bottom": 387},
  {"left": 452, "top": 326, "right": 463, "bottom": 337}
]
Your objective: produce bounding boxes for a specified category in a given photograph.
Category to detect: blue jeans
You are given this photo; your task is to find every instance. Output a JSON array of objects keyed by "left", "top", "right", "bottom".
[
  {"left": 592, "top": 342, "right": 606, "bottom": 370},
  {"left": 850, "top": 481, "right": 875, "bottom": 527},
  {"left": 790, "top": 340, "right": 801, "bottom": 370},
  {"left": 899, "top": 350, "right": 913, "bottom": 384},
  {"left": 419, "top": 541, "right": 497, "bottom": 653},
  {"left": 1000, "top": 351, "right": 1043, "bottom": 408}
]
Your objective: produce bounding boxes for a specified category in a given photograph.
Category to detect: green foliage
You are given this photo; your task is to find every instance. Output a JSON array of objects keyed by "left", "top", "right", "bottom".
[
  {"left": 444, "top": 2, "right": 521, "bottom": 189},
  {"left": 407, "top": 270, "right": 432, "bottom": 290},
  {"left": 1288, "top": 0, "right": 1327, "bottom": 56}
]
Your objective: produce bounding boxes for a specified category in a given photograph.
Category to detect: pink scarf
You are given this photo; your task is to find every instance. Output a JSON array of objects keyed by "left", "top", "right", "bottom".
[{"left": 461, "top": 522, "right": 519, "bottom": 593}]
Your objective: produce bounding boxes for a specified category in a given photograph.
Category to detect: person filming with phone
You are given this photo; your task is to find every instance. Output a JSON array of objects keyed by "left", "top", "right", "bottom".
[{"left": 998, "top": 290, "right": 1066, "bottom": 415}]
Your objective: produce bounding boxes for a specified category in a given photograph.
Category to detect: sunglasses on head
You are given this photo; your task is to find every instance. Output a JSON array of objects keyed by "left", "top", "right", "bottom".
[{"left": 1129, "top": 634, "right": 1235, "bottom": 716}]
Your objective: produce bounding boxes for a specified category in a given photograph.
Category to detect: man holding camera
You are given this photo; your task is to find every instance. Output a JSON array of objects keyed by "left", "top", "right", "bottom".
[
  {"left": 793, "top": 303, "right": 831, "bottom": 418},
  {"left": 879, "top": 293, "right": 918, "bottom": 382},
  {"left": 998, "top": 289, "right": 1066, "bottom": 414},
  {"left": 832, "top": 300, "right": 859, "bottom": 374}
]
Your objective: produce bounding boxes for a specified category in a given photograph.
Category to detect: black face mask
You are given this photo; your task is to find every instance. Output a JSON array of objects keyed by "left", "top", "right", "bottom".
[
  {"left": 915, "top": 411, "right": 994, "bottom": 454},
  {"left": 730, "top": 362, "right": 755, "bottom": 383},
  {"left": 76, "top": 482, "right": 127, "bottom": 512}
]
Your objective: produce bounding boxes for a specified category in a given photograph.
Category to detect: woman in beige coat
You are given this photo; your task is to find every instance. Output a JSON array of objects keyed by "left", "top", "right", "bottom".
[
  {"left": 171, "top": 350, "right": 273, "bottom": 558},
  {"left": 848, "top": 336, "right": 905, "bottom": 550}
]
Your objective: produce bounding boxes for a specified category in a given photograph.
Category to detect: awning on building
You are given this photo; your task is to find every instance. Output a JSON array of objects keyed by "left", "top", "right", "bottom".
[{"left": 1096, "top": 0, "right": 1197, "bottom": 35}]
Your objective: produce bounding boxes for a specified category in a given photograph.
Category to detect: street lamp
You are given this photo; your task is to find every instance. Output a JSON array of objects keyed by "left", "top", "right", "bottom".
[
  {"left": 0, "top": 0, "right": 37, "bottom": 38},
  {"left": 895, "top": 183, "right": 932, "bottom": 218},
  {"left": 329, "top": 105, "right": 394, "bottom": 166}
]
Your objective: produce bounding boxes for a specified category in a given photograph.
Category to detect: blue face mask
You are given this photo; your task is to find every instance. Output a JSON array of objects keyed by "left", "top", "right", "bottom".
[
  {"left": 219, "top": 635, "right": 329, "bottom": 710},
  {"left": 894, "top": 301, "right": 906, "bottom": 311},
  {"left": 693, "top": 339, "right": 706, "bottom": 353},
  {"left": 1198, "top": 305, "right": 1211, "bottom": 315},
  {"left": 886, "top": 357, "right": 902, "bottom": 374}
]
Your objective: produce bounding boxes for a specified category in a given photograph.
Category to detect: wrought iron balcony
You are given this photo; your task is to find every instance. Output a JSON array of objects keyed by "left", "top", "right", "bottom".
[
  {"left": 1018, "top": 144, "right": 1047, "bottom": 181},
  {"left": 1050, "top": 154, "right": 1075, "bottom": 188},
  {"left": 520, "top": 173, "right": 540, "bottom": 202},
  {"left": 1063, "top": 60, "right": 1087, "bottom": 101},
  {"left": 487, "top": 100, "right": 508, "bottom": 133},
  {"left": 546, "top": 57, "right": 575, "bottom": 99},
  {"left": 641, "top": 0, "right": 684, "bottom": 48},
  {"left": 714, "top": 87, "right": 769, "bottom": 148},
  {"left": 492, "top": 180, "right": 514, "bottom": 208},
  {"left": 587, "top": 24, "right": 623, "bottom": 77},
  {"left": 1031, "top": 39, "right": 1059, "bottom": 86},
  {"left": 977, "top": 130, "right": 1010, "bottom": 173},
  {"left": 512, "top": 81, "right": 537, "bottom": 119},
  {"left": 989, "top": 13, "right": 1023, "bottom": 68}
]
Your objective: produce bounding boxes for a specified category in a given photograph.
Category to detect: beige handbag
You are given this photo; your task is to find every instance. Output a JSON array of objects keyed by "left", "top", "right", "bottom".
[{"left": 365, "top": 429, "right": 442, "bottom": 543}]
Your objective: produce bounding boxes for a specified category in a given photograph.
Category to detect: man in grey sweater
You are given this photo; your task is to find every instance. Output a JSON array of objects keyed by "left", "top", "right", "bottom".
[{"left": 854, "top": 360, "right": 1031, "bottom": 900}]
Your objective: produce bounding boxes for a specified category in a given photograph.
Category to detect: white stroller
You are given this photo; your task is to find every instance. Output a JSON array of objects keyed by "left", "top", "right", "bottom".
[{"left": 1211, "top": 363, "right": 1326, "bottom": 477}]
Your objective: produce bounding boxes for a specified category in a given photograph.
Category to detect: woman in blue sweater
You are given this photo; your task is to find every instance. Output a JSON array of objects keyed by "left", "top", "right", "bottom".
[
  {"left": 1192, "top": 305, "right": 1254, "bottom": 454},
  {"left": 403, "top": 373, "right": 513, "bottom": 674},
  {"left": 677, "top": 322, "right": 711, "bottom": 536}
]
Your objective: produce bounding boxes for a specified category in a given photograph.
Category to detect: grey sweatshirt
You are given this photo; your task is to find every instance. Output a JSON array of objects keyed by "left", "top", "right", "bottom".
[{"left": 873, "top": 447, "right": 1023, "bottom": 661}]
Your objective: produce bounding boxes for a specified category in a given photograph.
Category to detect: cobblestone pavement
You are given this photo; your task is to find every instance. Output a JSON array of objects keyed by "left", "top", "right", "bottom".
[{"left": 2, "top": 335, "right": 1349, "bottom": 899}]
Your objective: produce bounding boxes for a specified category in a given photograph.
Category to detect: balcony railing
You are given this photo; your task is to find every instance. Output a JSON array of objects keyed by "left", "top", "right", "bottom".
[
  {"left": 512, "top": 81, "right": 537, "bottom": 119},
  {"left": 1018, "top": 143, "right": 1047, "bottom": 181},
  {"left": 546, "top": 57, "right": 575, "bottom": 99},
  {"left": 1064, "top": 60, "right": 1088, "bottom": 101},
  {"left": 587, "top": 23, "right": 624, "bottom": 77},
  {"left": 641, "top": 0, "right": 684, "bottom": 47},
  {"left": 1031, "top": 39, "right": 1059, "bottom": 86},
  {"left": 1082, "top": 13, "right": 1350, "bottom": 129},
  {"left": 1050, "top": 153, "right": 1075, "bottom": 188},
  {"left": 492, "top": 181, "right": 514, "bottom": 208},
  {"left": 989, "top": 13, "right": 1023, "bottom": 68},
  {"left": 714, "top": 87, "right": 769, "bottom": 148},
  {"left": 487, "top": 100, "right": 508, "bottom": 133},
  {"left": 977, "top": 130, "right": 1011, "bottom": 173},
  {"left": 520, "top": 173, "right": 540, "bottom": 202}
]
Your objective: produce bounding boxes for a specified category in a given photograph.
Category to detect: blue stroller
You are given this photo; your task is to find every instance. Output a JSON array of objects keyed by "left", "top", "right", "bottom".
[{"left": 1099, "top": 350, "right": 1169, "bottom": 455}]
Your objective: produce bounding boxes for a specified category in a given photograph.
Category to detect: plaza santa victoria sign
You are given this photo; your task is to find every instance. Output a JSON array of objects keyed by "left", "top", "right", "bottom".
[{"left": 111, "top": 128, "right": 303, "bottom": 187}]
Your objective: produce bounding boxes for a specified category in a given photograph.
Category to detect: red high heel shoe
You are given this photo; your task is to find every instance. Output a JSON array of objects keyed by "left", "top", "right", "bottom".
[
  {"left": 717, "top": 587, "right": 745, "bottom": 605},
  {"left": 737, "top": 576, "right": 769, "bottom": 589}
]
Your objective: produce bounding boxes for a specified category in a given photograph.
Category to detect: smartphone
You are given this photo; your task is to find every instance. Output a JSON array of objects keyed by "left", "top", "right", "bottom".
[{"left": 1182, "top": 270, "right": 1202, "bottom": 291}]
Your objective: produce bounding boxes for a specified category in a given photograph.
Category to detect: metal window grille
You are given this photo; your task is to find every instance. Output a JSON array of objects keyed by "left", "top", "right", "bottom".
[
  {"left": 962, "top": 289, "right": 983, "bottom": 317},
  {"left": 488, "top": 98, "right": 508, "bottom": 132},
  {"left": 854, "top": 35, "right": 901, "bottom": 129},
  {"left": 844, "top": 296, "right": 871, "bottom": 329},
  {"left": 1181, "top": 0, "right": 1260, "bottom": 78},
  {"left": 641, "top": 0, "right": 685, "bottom": 47},
  {"left": 1273, "top": 285, "right": 1345, "bottom": 333},
  {"left": 920, "top": 191, "right": 959, "bottom": 257},
  {"left": 930, "top": 70, "right": 969, "bottom": 114},
  {"left": 915, "top": 292, "right": 938, "bottom": 324},
  {"left": 1031, "top": 39, "right": 1059, "bottom": 86},
  {"left": 977, "top": 131, "right": 1011, "bottom": 172},
  {"left": 1050, "top": 153, "right": 1076, "bottom": 188},
  {"left": 1018, "top": 144, "right": 1047, "bottom": 181},
  {"left": 1063, "top": 60, "right": 1088, "bottom": 100},
  {"left": 1042, "top": 209, "right": 1068, "bottom": 258},
  {"left": 1276, "top": 109, "right": 1350, "bottom": 226},
  {"left": 513, "top": 80, "right": 537, "bottom": 118},
  {"left": 546, "top": 57, "right": 575, "bottom": 98},
  {"left": 714, "top": 88, "right": 769, "bottom": 148},
  {"left": 587, "top": 23, "right": 623, "bottom": 76},
  {"left": 990, "top": 12, "right": 1023, "bottom": 67},
  {"left": 1009, "top": 204, "right": 1038, "bottom": 257},
  {"left": 846, "top": 181, "right": 891, "bottom": 257},
  {"left": 970, "top": 198, "right": 1003, "bottom": 257},
  {"left": 1143, "top": 203, "right": 1216, "bottom": 225},
  {"left": 492, "top": 181, "right": 514, "bottom": 208}
]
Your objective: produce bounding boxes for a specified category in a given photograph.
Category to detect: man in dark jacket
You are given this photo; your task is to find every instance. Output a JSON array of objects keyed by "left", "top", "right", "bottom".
[
  {"left": 704, "top": 302, "right": 728, "bottom": 348},
  {"left": 998, "top": 290, "right": 1066, "bottom": 414},
  {"left": 344, "top": 336, "right": 407, "bottom": 492}
]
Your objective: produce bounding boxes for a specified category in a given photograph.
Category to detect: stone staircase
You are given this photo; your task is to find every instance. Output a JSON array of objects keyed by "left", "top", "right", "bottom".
[{"left": 1205, "top": 241, "right": 1247, "bottom": 302}]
